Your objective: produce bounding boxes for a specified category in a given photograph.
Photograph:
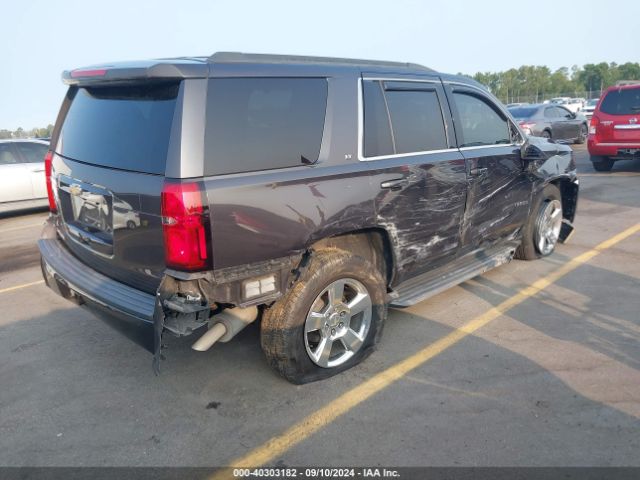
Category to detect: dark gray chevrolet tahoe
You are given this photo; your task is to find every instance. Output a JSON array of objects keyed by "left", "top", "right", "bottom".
[{"left": 39, "top": 52, "right": 578, "bottom": 383}]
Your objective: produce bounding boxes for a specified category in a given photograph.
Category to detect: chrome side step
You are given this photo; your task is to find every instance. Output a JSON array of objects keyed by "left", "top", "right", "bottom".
[{"left": 389, "top": 244, "right": 517, "bottom": 308}]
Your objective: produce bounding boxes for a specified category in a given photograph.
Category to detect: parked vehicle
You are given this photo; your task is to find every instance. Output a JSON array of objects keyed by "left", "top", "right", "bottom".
[
  {"left": 588, "top": 83, "right": 640, "bottom": 171},
  {"left": 581, "top": 98, "right": 599, "bottom": 121},
  {"left": 549, "top": 97, "right": 584, "bottom": 113},
  {"left": 39, "top": 53, "right": 579, "bottom": 383},
  {"left": 508, "top": 104, "right": 588, "bottom": 143},
  {"left": 0, "top": 139, "right": 49, "bottom": 213}
]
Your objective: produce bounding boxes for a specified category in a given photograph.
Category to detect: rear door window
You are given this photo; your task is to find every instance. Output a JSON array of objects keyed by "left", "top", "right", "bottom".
[
  {"left": 599, "top": 88, "right": 640, "bottom": 115},
  {"left": 383, "top": 85, "right": 448, "bottom": 154},
  {"left": 452, "top": 92, "right": 510, "bottom": 147},
  {"left": 58, "top": 83, "right": 179, "bottom": 175},
  {"left": 205, "top": 78, "right": 328, "bottom": 176},
  {"left": 15, "top": 142, "right": 48, "bottom": 163},
  {"left": 362, "top": 80, "right": 394, "bottom": 157}
]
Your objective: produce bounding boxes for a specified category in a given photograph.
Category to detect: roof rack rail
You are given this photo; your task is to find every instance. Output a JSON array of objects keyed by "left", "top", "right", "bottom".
[
  {"left": 207, "top": 51, "right": 434, "bottom": 72},
  {"left": 615, "top": 80, "right": 640, "bottom": 86}
]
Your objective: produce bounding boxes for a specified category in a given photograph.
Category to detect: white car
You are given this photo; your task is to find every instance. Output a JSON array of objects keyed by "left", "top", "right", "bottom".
[
  {"left": 581, "top": 98, "right": 599, "bottom": 120},
  {"left": 549, "top": 97, "right": 584, "bottom": 113},
  {"left": 0, "top": 139, "right": 49, "bottom": 213}
]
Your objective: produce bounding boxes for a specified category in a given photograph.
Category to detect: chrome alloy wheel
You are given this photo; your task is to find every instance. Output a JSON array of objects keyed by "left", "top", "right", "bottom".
[
  {"left": 534, "top": 199, "right": 562, "bottom": 256},
  {"left": 304, "top": 278, "right": 372, "bottom": 368}
]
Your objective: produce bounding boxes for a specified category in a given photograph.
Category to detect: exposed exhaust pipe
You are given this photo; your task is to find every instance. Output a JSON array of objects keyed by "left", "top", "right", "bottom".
[{"left": 191, "top": 305, "right": 258, "bottom": 352}]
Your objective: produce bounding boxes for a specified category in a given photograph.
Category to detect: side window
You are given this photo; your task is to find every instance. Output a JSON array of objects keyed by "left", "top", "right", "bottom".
[
  {"left": 204, "top": 78, "right": 328, "bottom": 176},
  {"left": 0, "top": 144, "right": 21, "bottom": 165},
  {"left": 362, "top": 81, "right": 394, "bottom": 157},
  {"left": 544, "top": 107, "right": 555, "bottom": 119},
  {"left": 384, "top": 87, "right": 448, "bottom": 154},
  {"left": 556, "top": 106, "right": 571, "bottom": 118},
  {"left": 15, "top": 142, "right": 48, "bottom": 163},
  {"left": 452, "top": 92, "right": 510, "bottom": 147}
]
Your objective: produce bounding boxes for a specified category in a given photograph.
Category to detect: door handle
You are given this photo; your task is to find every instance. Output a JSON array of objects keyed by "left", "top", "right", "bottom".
[
  {"left": 380, "top": 178, "right": 409, "bottom": 191},
  {"left": 469, "top": 167, "right": 488, "bottom": 178}
]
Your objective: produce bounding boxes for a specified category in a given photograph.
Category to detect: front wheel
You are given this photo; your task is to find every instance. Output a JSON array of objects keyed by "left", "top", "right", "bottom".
[
  {"left": 516, "top": 184, "right": 563, "bottom": 260},
  {"left": 575, "top": 124, "right": 587, "bottom": 144},
  {"left": 261, "top": 248, "right": 387, "bottom": 384}
]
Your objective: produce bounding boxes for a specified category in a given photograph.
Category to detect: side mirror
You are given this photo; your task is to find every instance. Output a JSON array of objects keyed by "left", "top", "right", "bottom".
[{"left": 521, "top": 140, "right": 544, "bottom": 161}]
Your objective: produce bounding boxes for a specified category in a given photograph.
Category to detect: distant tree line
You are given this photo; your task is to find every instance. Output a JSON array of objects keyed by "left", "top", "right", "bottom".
[
  {"left": 468, "top": 62, "right": 640, "bottom": 104},
  {"left": 0, "top": 124, "right": 54, "bottom": 140}
]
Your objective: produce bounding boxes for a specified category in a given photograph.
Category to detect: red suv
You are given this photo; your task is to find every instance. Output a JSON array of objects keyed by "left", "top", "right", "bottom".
[{"left": 588, "top": 83, "right": 640, "bottom": 171}]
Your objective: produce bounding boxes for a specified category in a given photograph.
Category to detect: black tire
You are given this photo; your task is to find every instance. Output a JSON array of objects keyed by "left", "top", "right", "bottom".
[
  {"left": 575, "top": 123, "right": 588, "bottom": 144},
  {"left": 260, "top": 248, "right": 387, "bottom": 384},
  {"left": 541, "top": 130, "right": 552, "bottom": 140},
  {"left": 515, "top": 184, "right": 562, "bottom": 261},
  {"left": 591, "top": 155, "right": 614, "bottom": 172}
]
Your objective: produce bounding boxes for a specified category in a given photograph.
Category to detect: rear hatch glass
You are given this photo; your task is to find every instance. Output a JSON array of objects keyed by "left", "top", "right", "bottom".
[
  {"left": 508, "top": 107, "right": 538, "bottom": 119},
  {"left": 58, "top": 83, "right": 179, "bottom": 174},
  {"left": 600, "top": 88, "right": 640, "bottom": 115}
]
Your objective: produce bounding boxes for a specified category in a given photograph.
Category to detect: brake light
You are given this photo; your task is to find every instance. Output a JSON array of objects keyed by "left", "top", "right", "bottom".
[
  {"left": 44, "top": 151, "right": 57, "bottom": 213},
  {"left": 70, "top": 68, "right": 107, "bottom": 78},
  {"left": 589, "top": 116, "right": 599, "bottom": 135},
  {"left": 161, "top": 181, "right": 211, "bottom": 271},
  {"left": 519, "top": 121, "right": 536, "bottom": 135}
]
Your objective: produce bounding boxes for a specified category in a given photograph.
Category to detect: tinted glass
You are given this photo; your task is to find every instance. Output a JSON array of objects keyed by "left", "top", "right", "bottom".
[
  {"left": 556, "top": 107, "right": 571, "bottom": 118},
  {"left": 0, "top": 144, "right": 20, "bottom": 165},
  {"left": 59, "top": 83, "right": 179, "bottom": 175},
  {"left": 509, "top": 107, "right": 539, "bottom": 118},
  {"left": 453, "top": 93, "right": 510, "bottom": 147},
  {"left": 15, "top": 142, "right": 48, "bottom": 163},
  {"left": 205, "top": 78, "right": 327, "bottom": 176},
  {"left": 544, "top": 107, "right": 555, "bottom": 118},
  {"left": 600, "top": 88, "right": 640, "bottom": 115},
  {"left": 363, "top": 81, "right": 394, "bottom": 157},
  {"left": 384, "top": 89, "right": 447, "bottom": 154}
]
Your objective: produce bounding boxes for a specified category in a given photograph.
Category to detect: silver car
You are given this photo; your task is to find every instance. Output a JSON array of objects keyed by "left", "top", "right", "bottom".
[{"left": 0, "top": 139, "right": 49, "bottom": 213}]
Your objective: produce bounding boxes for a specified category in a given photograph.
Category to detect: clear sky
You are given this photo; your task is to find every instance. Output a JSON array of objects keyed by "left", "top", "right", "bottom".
[{"left": 3, "top": 0, "right": 639, "bottom": 130}]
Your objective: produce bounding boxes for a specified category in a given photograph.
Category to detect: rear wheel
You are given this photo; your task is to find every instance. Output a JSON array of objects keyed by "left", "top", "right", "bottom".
[
  {"left": 261, "top": 248, "right": 387, "bottom": 384},
  {"left": 575, "top": 123, "right": 587, "bottom": 144},
  {"left": 591, "top": 155, "right": 614, "bottom": 172},
  {"left": 516, "top": 184, "right": 563, "bottom": 260}
]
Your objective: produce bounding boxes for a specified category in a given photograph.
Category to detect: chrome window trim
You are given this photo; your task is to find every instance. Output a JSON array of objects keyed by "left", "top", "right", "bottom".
[
  {"left": 357, "top": 77, "right": 456, "bottom": 162},
  {"left": 594, "top": 142, "right": 640, "bottom": 146},
  {"left": 459, "top": 144, "right": 518, "bottom": 151},
  {"left": 614, "top": 124, "right": 640, "bottom": 130}
]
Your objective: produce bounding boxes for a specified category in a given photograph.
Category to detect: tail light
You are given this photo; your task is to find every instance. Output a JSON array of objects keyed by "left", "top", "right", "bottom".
[
  {"left": 589, "top": 116, "right": 599, "bottom": 135},
  {"left": 519, "top": 121, "right": 536, "bottom": 135},
  {"left": 44, "top": 151, "right": 57, "bottom": 213},
  {"left": 161, "top": 181, "right": 212, "bottom": 271}
]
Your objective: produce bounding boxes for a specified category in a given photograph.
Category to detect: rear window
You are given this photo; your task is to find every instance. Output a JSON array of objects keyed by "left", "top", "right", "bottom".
[
  {"left": 599, "top": 88, "right": 640, "bottom": 115},
  {"left": 508, "top": 107, "right": 538, "bottom": 118},
  {"left": 58, "top": 83, "right": 179, "bottom": 175},
  {"left": 15, "top": 142, "right": 48, "bottom": 163},
  {"left": 204, "top": 78, "right": 327, "bottom": 176}
]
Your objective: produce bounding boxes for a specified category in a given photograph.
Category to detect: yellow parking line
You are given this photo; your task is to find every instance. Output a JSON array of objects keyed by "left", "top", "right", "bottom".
[
  {"left": 0, "top": 280, "right": 44, "bottom": 295},
  {"left": 211, "top": 222, "right": 640, "bottom": 478}
]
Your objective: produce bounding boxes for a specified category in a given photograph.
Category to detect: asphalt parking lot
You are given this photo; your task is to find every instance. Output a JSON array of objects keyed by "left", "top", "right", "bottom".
[{"left": 1, "top": 144, "right": 639, "bottom": 470}]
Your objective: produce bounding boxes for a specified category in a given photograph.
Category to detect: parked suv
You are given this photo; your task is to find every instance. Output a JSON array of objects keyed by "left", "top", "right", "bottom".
[
  {"left": 588, "top": 83, "right": 640, "bottom": 171},
  {"left": 39, "top": 53, "right": 579, "bottom": 383}
]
